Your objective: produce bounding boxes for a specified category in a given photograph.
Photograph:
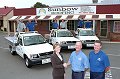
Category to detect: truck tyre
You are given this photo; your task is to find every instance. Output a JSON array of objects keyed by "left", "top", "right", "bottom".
[
  {"left": 9, "top": 45, "right": 16, "bottom": 55},
  {"left": 25, "top": 57, "right": 32, "bottom": 68}
]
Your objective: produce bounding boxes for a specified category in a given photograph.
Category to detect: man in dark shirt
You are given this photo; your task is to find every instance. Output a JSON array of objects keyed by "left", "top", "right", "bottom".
[
  {"left": 26, "top": 19, "right": 37, "bottom": 31},
  {"left": 78, "top": 18, "right": 84, "bottom": 28}
]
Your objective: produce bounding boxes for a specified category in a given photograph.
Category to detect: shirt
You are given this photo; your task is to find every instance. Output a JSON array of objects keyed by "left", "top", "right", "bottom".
[
  {"left": 60, "top": 21, "right": 68, "bottom": 29},
  {"left": 26, "top": 21, "right": 36, "bottom": 31},
  {"left": 85, "top": 21, "right": 92, "bottom": 28},
  {"left": 69, "top": 50, "right": 89, "bottom": 72},
  {"left": 52, "top": 22, "right": 59, "bottom": 29},
  {"left": 78, "top": 20, "right": 84, "bottom": 28},
  {"left": 89, "top": 50, "right": 110, "bottom": 72},
  {"left": 17, "top": 22, "right": 26, "bottom": 32},
  {"left": 57, "top": 53, "right": 63, "bottom": 61}
]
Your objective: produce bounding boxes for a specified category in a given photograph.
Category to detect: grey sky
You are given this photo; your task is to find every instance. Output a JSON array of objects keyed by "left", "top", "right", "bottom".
[{"left": 0, "top": 0, "right": 96, "bottom": 8}]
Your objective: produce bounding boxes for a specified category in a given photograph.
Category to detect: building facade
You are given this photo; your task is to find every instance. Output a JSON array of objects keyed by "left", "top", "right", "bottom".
[{"left": 7, "top": 4, "right": 120, "bottom": 41}]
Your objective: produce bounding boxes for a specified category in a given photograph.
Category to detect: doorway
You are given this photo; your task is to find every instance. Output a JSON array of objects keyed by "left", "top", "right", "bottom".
[{"left": 100, "top": 20, "right": 108, "bottom": 37}]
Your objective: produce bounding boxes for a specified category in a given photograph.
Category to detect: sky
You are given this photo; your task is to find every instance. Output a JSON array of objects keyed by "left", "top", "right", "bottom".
[{"left": 0, "top": 0, "right": 103, "bottom": 8}]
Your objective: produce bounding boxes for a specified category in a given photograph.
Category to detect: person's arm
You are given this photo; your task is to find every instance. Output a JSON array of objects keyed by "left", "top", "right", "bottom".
[
  {"left": 66, "top": 53, "right": 72, "bottom": 66},
  {"left": 67, "top": 61, "right": 71, "bottom": 66},
  {"left": 34, "top": 19, "right": 37, "bottom": 24},
  {"left": 84, "top": 55, "right": 90, "bottom": 72},
  {"left": 60, "top": 22, "right": 62, "bottom": 29},
  {"left": 65, "top": 20, "right": 68, "bottom": 23}
]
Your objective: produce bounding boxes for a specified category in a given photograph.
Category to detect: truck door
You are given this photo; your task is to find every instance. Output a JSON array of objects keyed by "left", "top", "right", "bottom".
[{"left": 16, "top": 37, "right": 24, "bottom": 58}]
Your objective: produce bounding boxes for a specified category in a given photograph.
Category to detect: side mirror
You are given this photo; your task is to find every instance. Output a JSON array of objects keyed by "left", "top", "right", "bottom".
[
  {"left": 45, "top": 39, "right": 49, "bottom": 42},
  {"left": 15, "top": 42, "right": 19, "bottom": 46}
]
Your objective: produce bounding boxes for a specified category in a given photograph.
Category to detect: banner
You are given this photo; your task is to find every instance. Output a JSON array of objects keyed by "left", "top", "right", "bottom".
[{"left": 36, "top": 6, "right": 96, "bottom": 16}]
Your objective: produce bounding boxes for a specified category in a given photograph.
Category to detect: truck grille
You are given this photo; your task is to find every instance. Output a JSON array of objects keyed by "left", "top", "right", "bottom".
[
  {"left": 67, "top": 41, "right": 76, "bottom": 43},
  {"left": 86, "top": 40, "right": 95, "bottom": 43},
  {"left": 39, "top": 51, "right": 53, "bottom": 56}
]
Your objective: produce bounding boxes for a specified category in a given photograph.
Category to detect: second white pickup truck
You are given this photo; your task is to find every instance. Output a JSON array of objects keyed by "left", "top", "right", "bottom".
[{"left": 46, "top": 29, "right": 79, "bottom": 49}]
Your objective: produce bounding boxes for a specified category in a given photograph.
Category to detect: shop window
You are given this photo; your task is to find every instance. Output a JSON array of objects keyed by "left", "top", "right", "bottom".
[
  {"left": 67, "top": 20, "right": 74, "bottom": 30},
  {"left": 0, "top": 20, "right": 3, "bottom": 27},
  {"left": 114, "top": 21, "right": 120, "bottom": 33}
]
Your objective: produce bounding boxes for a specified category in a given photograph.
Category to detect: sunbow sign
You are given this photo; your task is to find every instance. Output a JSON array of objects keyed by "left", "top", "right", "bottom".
[{"left": 36, "top": 6, "right": 96, "bottom": 16}]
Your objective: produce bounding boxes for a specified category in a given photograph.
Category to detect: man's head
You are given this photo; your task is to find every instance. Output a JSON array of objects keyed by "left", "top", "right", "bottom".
[
  {"left": 54, "top": 19, "right": 57, "bottom": 22},
  {"left": 75, "top": 41, "right": 82, "bottom": 52},
  {"left": 20, "top": 20, "right": 23, "bottom": 22},
  {"left": 62, "top": 19, "right": 64, "bottom": 22},
  {"left": 94, "top": 40, "right": 102, "bottom": 52},
  {"left": 28, "top": 19, "right": 32, "bottom": 22}
]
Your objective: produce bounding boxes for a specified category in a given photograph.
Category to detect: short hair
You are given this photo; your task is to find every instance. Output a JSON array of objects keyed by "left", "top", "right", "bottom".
[
  {"left": 75, "top": 41, "right": 82, "bottom": 46},
  {"left": 53, "top": 43, "right": 61, "bottom": 49},
  {"left": 94, "top": 40, "right": 102, "bottom": 46}
]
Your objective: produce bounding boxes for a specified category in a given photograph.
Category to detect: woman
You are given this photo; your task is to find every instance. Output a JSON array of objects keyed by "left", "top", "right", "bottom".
[{"left": 51, "top": 43, "right": 67, "bottom": 79}]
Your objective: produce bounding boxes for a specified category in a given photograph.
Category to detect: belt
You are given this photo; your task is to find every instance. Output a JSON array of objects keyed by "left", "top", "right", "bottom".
[{"left": 72, "top": 70, "right": 84, "bottom": 73}]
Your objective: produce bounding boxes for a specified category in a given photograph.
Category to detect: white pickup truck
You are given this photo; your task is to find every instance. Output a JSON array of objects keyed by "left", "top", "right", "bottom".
[
  {"left": 46, "top": 29, "right": 79, "bottom": 49},
  {"left": 75, "top": 28, "right": 99, "bottom": 47},
  {"left": 5, "top": 32, "right": 53, "bottom": 68}
]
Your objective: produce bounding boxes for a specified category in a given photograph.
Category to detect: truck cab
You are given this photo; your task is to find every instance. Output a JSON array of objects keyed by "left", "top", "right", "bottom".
[{"left": 75, "top": 28, "right": 99, "bottom": 47}]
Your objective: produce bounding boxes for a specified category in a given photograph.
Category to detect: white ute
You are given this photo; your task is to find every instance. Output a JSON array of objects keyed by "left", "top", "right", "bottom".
[
  {"left": 47, "top": 29, "right": 79, "bottom": 49},
  {"left": 75, "top": 28, "right": 99, "bottom": 47},
  {"left": 5, "top": 32, "right": 53, "bottom": 68}
]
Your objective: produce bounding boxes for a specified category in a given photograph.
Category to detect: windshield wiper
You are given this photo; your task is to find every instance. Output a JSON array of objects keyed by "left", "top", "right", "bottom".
[
  {"left": 28, "top": 43, "right": 39, "bottom": 45},
  {"left": 39, "top": 41, "right": 47, "bottom": 44}
]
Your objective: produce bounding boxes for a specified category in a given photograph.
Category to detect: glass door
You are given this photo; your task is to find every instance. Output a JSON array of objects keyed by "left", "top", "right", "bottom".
[{"left": 100, "top": 20, "right": 107, "bottom": 37}]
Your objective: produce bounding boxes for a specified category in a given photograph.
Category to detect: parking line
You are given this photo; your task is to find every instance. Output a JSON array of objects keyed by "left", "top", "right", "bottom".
[
  {"left": 107, "top": 54, "right": 120, "bottom": 57},
  {"left": 0, "top": 47, "right": 9, "bottom": 49},
  {"left": 111, "top": 67, "right": 120, "bottom": 70},
  {"left": 102, "top": 41, "right": 120, "bottom": 44}
]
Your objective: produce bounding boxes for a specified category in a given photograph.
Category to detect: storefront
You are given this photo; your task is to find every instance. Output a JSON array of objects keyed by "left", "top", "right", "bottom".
[{"left": 8, "top": 4, "right": 120, "bottom": 41}]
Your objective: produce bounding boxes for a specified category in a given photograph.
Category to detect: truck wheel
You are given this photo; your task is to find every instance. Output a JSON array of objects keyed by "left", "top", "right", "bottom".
[
  {"left": 25, "top": 57, "right": 32, "bottom": 68},
  {"left": 9, "top": 45, "right": 16, "bottom": 55}
]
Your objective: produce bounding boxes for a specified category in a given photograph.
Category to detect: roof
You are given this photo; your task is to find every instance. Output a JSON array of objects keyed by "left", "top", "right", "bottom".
[{"left": 0, "top": 6, "right": 15, "bottom": 16}]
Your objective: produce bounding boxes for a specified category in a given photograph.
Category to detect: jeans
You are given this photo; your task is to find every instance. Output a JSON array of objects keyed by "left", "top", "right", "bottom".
[
  {"left": 90, "top": 71, "right": 105, "bottom": 79},
  {"left": 72, "top": 70, "right": 84, "bottom": 79}
]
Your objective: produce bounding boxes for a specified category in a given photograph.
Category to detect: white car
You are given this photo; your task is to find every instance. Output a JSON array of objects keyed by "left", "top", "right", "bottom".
[
  {"left": 75, "top": 28, "right": 99, "bottom": 47},
  {"left": 48, "top": 29, "right": 79, "bottom": 49},
  {"left": 5, "top": 32, "right": 53, "bottom": 68}
]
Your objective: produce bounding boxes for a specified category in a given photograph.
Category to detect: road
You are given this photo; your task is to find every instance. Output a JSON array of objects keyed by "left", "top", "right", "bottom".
[{"left": 0, "top": 32, "right": 120, "bottom": 79}]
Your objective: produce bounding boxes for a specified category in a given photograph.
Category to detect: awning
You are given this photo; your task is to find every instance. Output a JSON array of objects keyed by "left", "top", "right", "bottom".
[
  {"left": 9, "top": 16, "right": 18, "bottom": 20},
  {"left": 9, "top": 14, "right": 120, "bottom": 21}
]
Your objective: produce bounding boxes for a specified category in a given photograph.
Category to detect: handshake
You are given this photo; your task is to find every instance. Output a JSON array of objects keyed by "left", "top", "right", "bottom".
[{"left": 63, "top": 63, "right": 68, "bottom": 68}]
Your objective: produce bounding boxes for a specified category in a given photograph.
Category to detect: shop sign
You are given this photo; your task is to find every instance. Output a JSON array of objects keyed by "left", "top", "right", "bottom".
[{"left": 36, "top": 6, "right": 96, "bottom": 16}]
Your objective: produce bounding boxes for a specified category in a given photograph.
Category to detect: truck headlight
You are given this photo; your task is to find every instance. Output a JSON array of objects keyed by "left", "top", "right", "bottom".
[
  {"left": 60, "top": 41, "right": 67, "bottom": 45},
  {"left": 30, "top": 54, "right": 39, "bottom": 59},
  {"left": 81, "top": 40, "right": 86, "bottom": 43}
]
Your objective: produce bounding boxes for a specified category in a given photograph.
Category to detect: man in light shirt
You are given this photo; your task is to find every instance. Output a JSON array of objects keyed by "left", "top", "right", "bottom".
[
  {"left": 60, "top": 19, "right": 68, "bottom": 29},
  {"left": 16, "top": 20, "right": 26, "bottom": 32},
  {"left": 67, "top": 41, "right": 89, "bottom": 79}
]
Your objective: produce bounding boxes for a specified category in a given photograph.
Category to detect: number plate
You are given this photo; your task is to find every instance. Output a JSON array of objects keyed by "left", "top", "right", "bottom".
[
  {"left": 42, "top": 58, "right": 51, "bottom": 64},
  {"left": 68, "top": 45, "right": 75, "bottom": 49},
  {"left": 86, "top": 44, "right": 94, "bottom": 47}
]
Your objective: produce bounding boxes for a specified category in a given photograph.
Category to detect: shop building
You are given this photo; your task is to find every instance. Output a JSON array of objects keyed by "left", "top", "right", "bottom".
[{"left": 7, "top": 4, "right": 120, "bottom": 41}]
